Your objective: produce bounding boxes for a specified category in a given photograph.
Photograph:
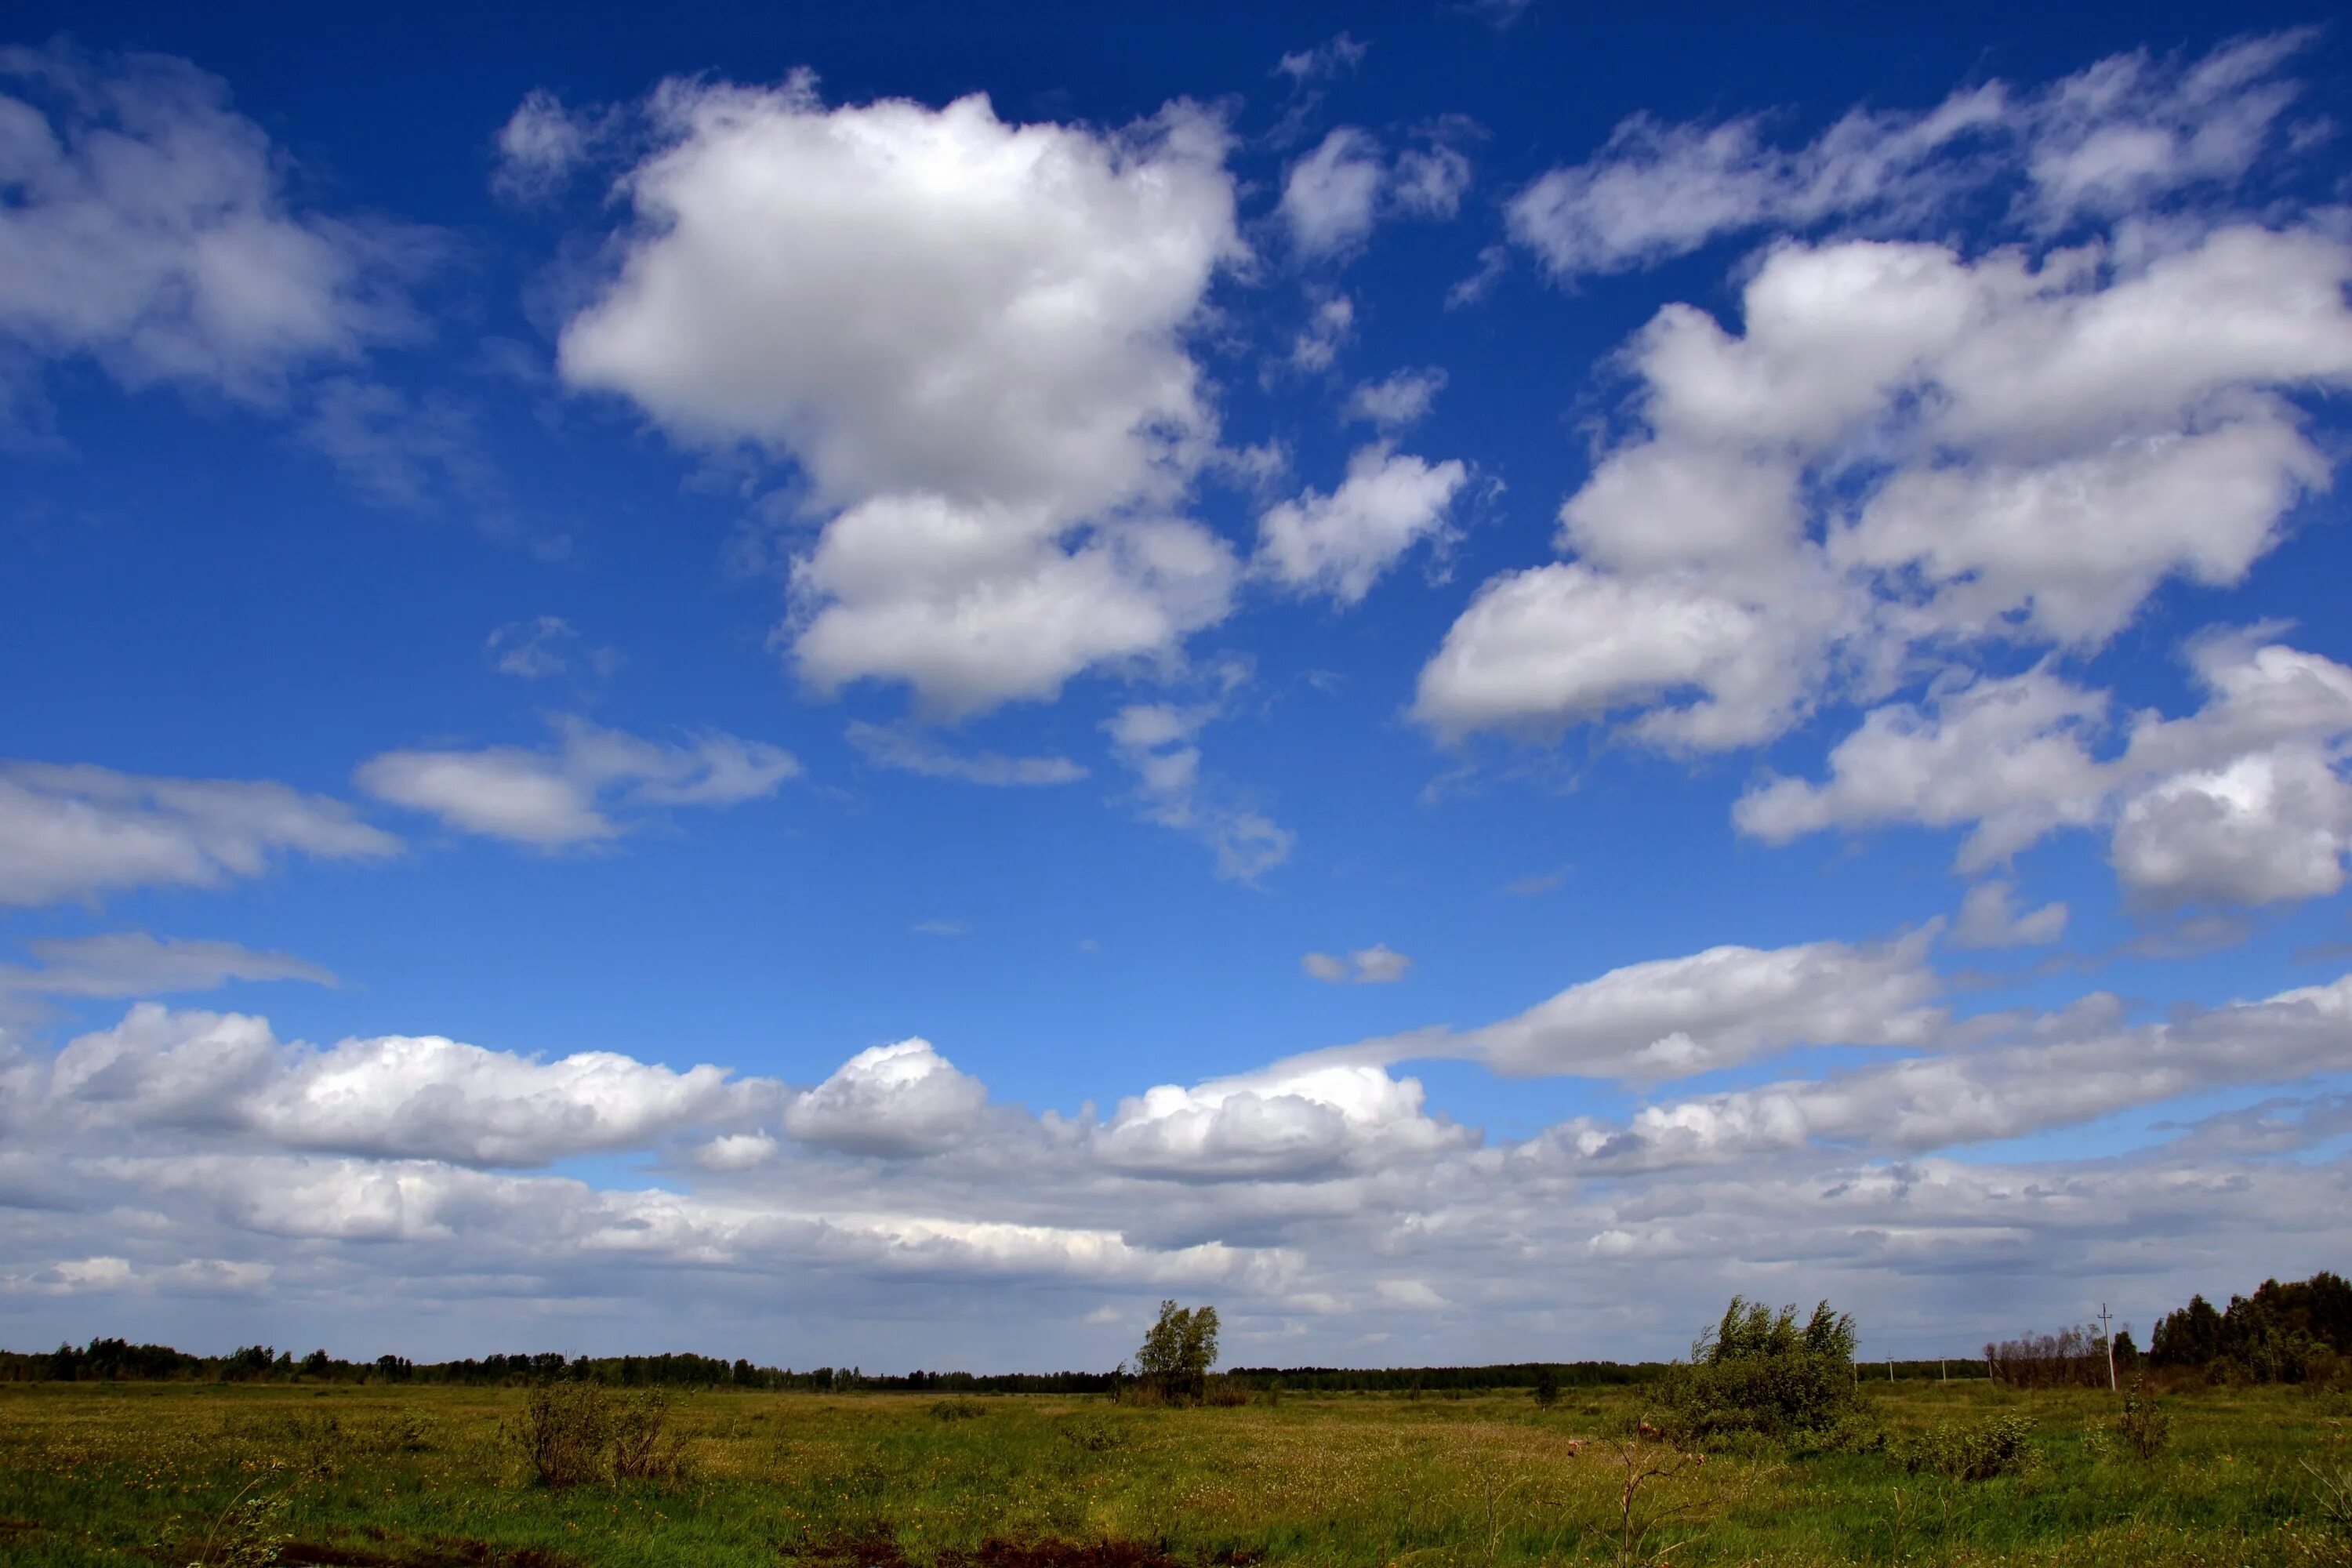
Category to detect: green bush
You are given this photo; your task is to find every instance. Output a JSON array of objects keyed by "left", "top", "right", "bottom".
[
  {"left": 1657, "top": 1296, "right": 1860, "bottom": 1443},
  {"left": 2113, "top": 1374, "right": 2171, "bottom": 1460},
  {"left": 929, "top": 1396, "right": 986, "bottom": 1421},
  {"left": 512, "top": 1384, "right": 688, "bottom": 1487},
  {"left": 1890, "top": 1415, "right": 2037, "bottom": 1482}
]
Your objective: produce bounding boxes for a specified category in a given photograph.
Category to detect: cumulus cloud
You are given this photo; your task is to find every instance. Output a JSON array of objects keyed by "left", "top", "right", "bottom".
[
  {"left": 557, "top": 77, "right": 1244, "bottom": 715},
  {"left": 1460, "top": 931, "right": 1943, "bottom": 1081},
  {"left": 1281, "top": 125, "right": 1475, "bottom": 257},
  {"left": 1419, "top": 225, "right": 2352, "bottom": 753},
  {"left": 10, "top": 1003, "right": 768, "bottom": 1167},
  {"left": 1740, "top": 633, "right": 2352, "bottom": 907},
  {"left": 0, "top": 45, "right": 429, "bottom": 406},
  {"left": 1507, "top": 33, "right": 2310, "bottom": 281},
  {"left": 0, "top": 760, "right": 399, "bottom": 908},
  {"left": 845, "top": 720, "right": 1086, "bottom": 786},
  {"left": 1301, "top": 945, "right": 1413, "bottom": 985},
  {"left": 782, "top": 1039, "right": 989, "bottom": 1157},
  {"left": 1951, "top": 881, "right": 2068, "bottom": 949},
  {"left": 1288, "top": 292, "right": 1355, "bottom": 372},
  {"left": 355, "top": 716, "right": 797, "bottom": 846},
  {"left": 1345, "top": 367, "right": 1446, "bottom": 431},
  {"left": 1105, "top": 701, "right": 1294, "bottom": 880},
  {"left": 1093, "top": 1062, "right": 1466, "bottom": 1180},
  {"left": 1254, "top": 445, "right": 1467, "bottom": 604}
]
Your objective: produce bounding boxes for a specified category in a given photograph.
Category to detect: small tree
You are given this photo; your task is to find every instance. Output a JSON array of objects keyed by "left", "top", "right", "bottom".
[
  {"left": 1534, "top": 1365, "right": 1561, "bottom": 1406},
  {"left": 1134, "top": 1300, "right": 1220, "bottom": 1404},
  {"left": 1658, "top": 1295, "right": 1860, "bottom": 1443}
]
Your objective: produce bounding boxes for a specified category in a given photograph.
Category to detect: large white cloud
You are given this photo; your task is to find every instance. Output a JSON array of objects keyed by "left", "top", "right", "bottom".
[
  {"left": 1093, "top": 1062, "right": 1467, "bottom": 1181},
  {"left": 16, "top": 1004, "right": 767, "bottom": 1167},
  {"left": 0, "top": 45, "right": 426, "bottom": 404},
  {"left": 557, "top": 78, "right": 1245, "bottom": 714},
  {"left": 1420, "top": 225, "right": 2352, "bottom": 753},
  {"left": 0, "top": 760, "right": 399, "bottom": 908}
]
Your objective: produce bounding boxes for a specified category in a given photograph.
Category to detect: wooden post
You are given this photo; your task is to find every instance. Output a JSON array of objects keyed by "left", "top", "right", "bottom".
[{"left": 2099, "top": 1304, "right": 2116, "bottom": 1392}]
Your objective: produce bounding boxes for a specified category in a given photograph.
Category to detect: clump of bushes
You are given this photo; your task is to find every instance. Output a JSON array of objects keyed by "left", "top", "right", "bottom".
[
  {"left": 512, "top": 1384, "right": 689, "bottom": 1488},
  {"left": 931, "top": 1396, "right": 986, "bottom": 1421},
  {"left": 1657, "top": 1296, "right": 1860, "bottom": 1443},
  {"left": 1890, "top": 1415, "right": 2037, "bottom": 1482}
]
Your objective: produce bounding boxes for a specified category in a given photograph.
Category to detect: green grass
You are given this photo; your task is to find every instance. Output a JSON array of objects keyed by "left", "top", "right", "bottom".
[{"left": 2, "top": 1378, "right": 2347, "bottom": 1566}]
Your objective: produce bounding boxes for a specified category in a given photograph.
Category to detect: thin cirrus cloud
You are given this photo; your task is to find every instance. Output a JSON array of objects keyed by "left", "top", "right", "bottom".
[
  {"left": 845, "top": 721, "right": 1087, "bottom": 787},
  {"left": 554, "top": 74, "right": 1247, "bottom": 717},
  {"left": 354, "top": 716, "right": 798, "bottom": 848}
]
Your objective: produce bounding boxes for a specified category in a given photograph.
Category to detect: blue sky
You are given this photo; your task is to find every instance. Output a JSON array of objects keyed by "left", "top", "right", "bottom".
[{"left": 3, "top": 0, "right": 2350, "bottom": 1370}]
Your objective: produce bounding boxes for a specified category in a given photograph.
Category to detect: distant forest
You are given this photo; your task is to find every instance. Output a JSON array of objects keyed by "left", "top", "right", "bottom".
[
  {"left": 8, "top": 1268, "right": 2338, "bottom": 1389},
  {"left": 1986, "top": 1271, "right": 2350, "bottom": 1388}
]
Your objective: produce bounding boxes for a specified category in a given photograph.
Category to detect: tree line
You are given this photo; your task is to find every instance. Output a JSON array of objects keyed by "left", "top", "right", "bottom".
[{"left": 1985, "top": 1269, "right": 2348, "bottom": 1389}]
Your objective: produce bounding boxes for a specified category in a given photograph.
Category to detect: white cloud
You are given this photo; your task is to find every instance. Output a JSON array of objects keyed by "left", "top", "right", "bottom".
[
  {"left": 846, "top": 720, "right": 1086, "bottom": 786},
  {"left": 1281, "top": 126, "right": 1475, "bottom": 258},
  {"left": 1420, "top": 226, "right": 2352, "bottom": 753},
  {"left": 1289, "top": 292, "right": 1355, "bottom": 372},
  {"left": 1094, "top": 1062, "right": 1466, "bottom": 1180},
  {"left": 1254, "top": 444, "right": 1467, "bottom": 604},
  {"left": 0, "top": 933, "right": 333, "bottom": 1000},
  {"left": 0, "top": 760, "right": 399, "bottom": 908},
  {"left": 557, "top": 78, "right": 1243, "bottom": 715},
  {"left": 0, "top": 45, "right": 427, "bottom": 405},
  {"left": 1740, "top": 633, "right": 2352, "bottom": 907},
  {"left": 1735, "top": 666, "right": 2114, "bottom": 869},
  {"left": 14, "top": 1003, "right": 766, "bottom": 1167},
  {"left": 491, "top": 89, "right": 608, "bottom": 203},
  {"left": 1951, "top": 881, "right": 2068, "bottom": 949},
  {"left": 1281, "top": 129, "right": 1386, "bottom": 256},
  {"left": 1506, "top": 34, "right": 2309, "bottom": 281},
  {"left": 355, "top": 716, "right": 797, "bottom": 846},
  {"left": 782, "top": 1039, "right": 988, "bottom": 1157},
  {"left": 1559, "top": 974, "right": 2352, "bottom": 1167},
  {"left": 1345, "top": 367, "right": 1446, "bottom": 431},
  {"left": 485, "top": 616, "right": 620, "bottom": 681},
  {"left": 1273, "top": 34, "right": 1367, "bottom": 84},
  {"left": 1460, "top": 931, "right": 1942, "bottom": 1081},
  {"left": 1302, "top": 945, "right": 1412, "bottom": 985},
  {"left": 1105, "top": 701, "right": 1294, "bottom": 881}
]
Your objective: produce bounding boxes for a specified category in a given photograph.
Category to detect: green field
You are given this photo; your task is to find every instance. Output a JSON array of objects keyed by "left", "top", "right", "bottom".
[{"left": 3, "top": 1380, "right": 2347, "bottom": 1567}]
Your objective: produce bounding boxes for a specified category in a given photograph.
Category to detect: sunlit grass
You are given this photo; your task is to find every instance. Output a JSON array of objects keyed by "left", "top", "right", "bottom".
[{"left": 1, "top": 1378, "right": 2344, "bottom": 1566}]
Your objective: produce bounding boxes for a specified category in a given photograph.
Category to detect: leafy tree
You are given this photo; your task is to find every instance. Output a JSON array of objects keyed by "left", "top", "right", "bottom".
[
  {"left": 1534, "top": 1364, "right": 1561, "bottom": 1406},
  {"left": 1134, "top": 1299, "right": 1220, "bottom": 1403},
  {"left": 1657, "top": 1296, "right": 1859, "bottom": 1442}
]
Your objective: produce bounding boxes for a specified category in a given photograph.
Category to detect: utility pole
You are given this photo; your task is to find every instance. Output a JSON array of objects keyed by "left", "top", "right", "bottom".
[
  {"left": 1887, "top": 1356, "right": 1895, "bottom": 1382},
  {"left": 2098, "top": 1304, "right": 2116, "bottom": 1392}
]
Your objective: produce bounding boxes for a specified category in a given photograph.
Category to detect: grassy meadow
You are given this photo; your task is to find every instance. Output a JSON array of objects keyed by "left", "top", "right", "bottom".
[{"left": 3, "top": 1377, "right": 2347, "bottom": 1568}]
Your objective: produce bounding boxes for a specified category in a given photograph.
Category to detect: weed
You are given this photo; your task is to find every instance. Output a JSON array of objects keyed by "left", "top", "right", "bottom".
[{"left": 2113, "top": 1373, "right": 2172, "bottom": 1461}]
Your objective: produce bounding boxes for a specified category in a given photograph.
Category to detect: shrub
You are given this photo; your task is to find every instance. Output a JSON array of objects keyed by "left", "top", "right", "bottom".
[
  {"left": 1891, "top": 1416, "right": 2037, "bottom": 1482},
  {"left": 517, "top": 1384, "right": 612, "bottom": 1489},
  {"left": 931, "top": 1396, "right": 987, "bottom": 1421},
  {"left": 610, "top": 1392, "right": 688, "bottom": 1481},
  {"left": 1533, "top": 1366, "right": 1560, "bottom": 1407},
  {"left": 2112, "top": 1374, "right": 2170, "bottom": 1460},
  {"left": 514, "top": 1384, "right": 688, "bottom": 1486},
  {"left": 1657, "top": 1296, "right": 1859, "bottom": 1443}
]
